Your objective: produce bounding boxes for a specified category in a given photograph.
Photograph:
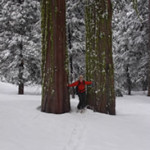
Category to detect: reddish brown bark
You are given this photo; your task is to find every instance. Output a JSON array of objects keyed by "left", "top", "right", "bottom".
[
  {"left": 86, "top": 0, "right": 116, "bottom": 115},
  {"left": 41, "top": 0, "right": 70, "bottom": 113}
]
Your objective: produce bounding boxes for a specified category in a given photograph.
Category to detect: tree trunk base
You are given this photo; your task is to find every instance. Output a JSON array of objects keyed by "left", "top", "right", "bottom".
[{"left": 18, "top": 84, "right": 24, "bottom": 95}]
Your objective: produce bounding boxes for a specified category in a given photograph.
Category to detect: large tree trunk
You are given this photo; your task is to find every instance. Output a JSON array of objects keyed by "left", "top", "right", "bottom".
[
  {"left": 86, "top": 0, "right": 116, "bottom": 115},
  {"left": 148, "top": 0, "right": 150, "bottom": 96},
  {"left": 18, "top": 41, "right": 24, "bottom": 95},
  {"left": 41, "top": 0, "right": 70, "bottom": 114}
]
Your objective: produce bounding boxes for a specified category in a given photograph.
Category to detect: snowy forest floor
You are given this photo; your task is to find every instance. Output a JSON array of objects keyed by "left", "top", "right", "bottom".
[{"left": 0, "top": 82, "right": 150, "bottom": 150}]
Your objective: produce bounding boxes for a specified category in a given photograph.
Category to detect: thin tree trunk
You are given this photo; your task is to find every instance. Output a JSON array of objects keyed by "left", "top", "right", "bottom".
[
  {"left": 69, "top": 56, "right": 75, "bottom": 98},
  {"left": 147, "top": 0, "right": 150, "bottom": 96},
  {"left": 68, "top": 25, "right": 75, "bottom": 98},
  {"left": 86, "top": 0, "right": 116, "bottom": 115},
  {"left": 17, "top": 0, "right": 24, "bottom": 95},
  {"left": 18, "top": 41, "right": 24, "bottom": 95},
  {"left": 126, "top": 65, "right": 131, "bottom": 95},
  {"left": 41, "top": 0, "right": 70, "bottom": 114}
]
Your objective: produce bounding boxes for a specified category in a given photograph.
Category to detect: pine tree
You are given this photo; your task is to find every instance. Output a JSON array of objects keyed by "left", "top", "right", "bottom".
[
  {"left": 0, "top": 0, "right": 41, "bottom": 94},
  {"left": 113, "top": 0, "right": 149, "bottom": 95},
  {"left": 86, "top": 0, "right": 116, "bottom": 115},
  {"left": 66, "top": 0, "right": 86, "bottom": 98},
  {"left": 41, "top": 0, "right": 70, "bottom": 113},
  {"left": 66, "top": 0, "right": 86, "bottom": 79}
]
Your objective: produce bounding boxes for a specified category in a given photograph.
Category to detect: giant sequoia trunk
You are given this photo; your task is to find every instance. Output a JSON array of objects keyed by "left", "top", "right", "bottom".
[
  {"left": 148, "top": 0, "right": 150, "bottom": 96},
  {"left": 86, "top": 0, "right": 116, "bottom": 115},
  {"left": 41, "top": 0, "right": 70, "bottom": 113}
]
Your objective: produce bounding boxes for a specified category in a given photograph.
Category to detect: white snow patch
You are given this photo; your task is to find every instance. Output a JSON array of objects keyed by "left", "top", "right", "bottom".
[{"left": 0, "top": 82, "right": 150, "bottom": 150}]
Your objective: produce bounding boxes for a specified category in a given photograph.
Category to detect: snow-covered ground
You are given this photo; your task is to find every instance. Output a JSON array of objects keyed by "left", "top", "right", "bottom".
[{"left": 0, "top": 82, "right": 150, "bottom": 150}]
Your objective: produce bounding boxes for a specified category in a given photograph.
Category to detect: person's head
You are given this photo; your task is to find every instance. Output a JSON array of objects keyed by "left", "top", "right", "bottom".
[{"left": 79, "top": 75, "right": 84, "bottom": 82}]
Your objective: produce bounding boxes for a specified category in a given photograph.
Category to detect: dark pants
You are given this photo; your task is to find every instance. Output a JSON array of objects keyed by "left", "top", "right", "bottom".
[{"left": 77, "top": 92, "right": 86, "bottom": 109}]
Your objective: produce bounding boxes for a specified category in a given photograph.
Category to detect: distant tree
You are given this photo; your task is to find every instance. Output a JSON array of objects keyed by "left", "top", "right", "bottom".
[
  {"left": 86, "top": 0, "right": 116, "bottom": 115},
  {"left": 113, "top": 0, "right": 149, "bottom": 95},
  {"left": 0, "top": 0, "right": 41, "bottom": 94},
  {"left": 41, "top": 0, "right": 70, "bottom": 113},
  {"left": 66, "top": 0, "right": 86, "bottom": 98}
]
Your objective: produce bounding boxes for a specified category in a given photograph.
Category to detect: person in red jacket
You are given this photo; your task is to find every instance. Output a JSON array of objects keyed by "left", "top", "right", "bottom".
[{"left": 68, "top": 75, "right": 92, "bottom": 111}]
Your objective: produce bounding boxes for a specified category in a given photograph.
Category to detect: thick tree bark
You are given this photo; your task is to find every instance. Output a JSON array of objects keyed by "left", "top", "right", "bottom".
[
  {"left": 41, "top": 0, "right": 70, "bottom": 113},
  {"left": 18, "top": 42, "right": 24, "bottom": 95},
  {"left": 86, "top": 0, "right": 116, "bottom": 115},
  {"left": 148, "top": 0, "right": 150, "bottom": 96}
]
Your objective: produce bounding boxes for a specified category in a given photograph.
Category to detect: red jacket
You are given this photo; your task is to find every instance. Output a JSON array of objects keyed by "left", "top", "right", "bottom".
[{"left": 68, "top": 80, "right": 92, "bottom": 93}]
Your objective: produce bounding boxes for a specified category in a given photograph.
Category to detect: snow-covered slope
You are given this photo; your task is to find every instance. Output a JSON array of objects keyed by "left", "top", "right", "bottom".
[{"left": 0, "top": 82, "right": 150, "bottom": 150}]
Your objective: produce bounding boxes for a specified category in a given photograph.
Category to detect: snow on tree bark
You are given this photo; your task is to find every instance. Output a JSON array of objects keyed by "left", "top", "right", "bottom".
[
  {"left": 86, "top": 0, "right": 116, "bottom": 115},
  {"left": 41, "top": 0, "right": 70, "bottom": 113}
]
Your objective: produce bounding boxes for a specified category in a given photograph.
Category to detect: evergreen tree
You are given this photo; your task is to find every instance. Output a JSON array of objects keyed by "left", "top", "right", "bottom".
[
  {"left": 66, "top": 0, "right": 85, "bottom": 79},
  {"left": 66, "top": 0, "right": 85, "bottom": 98},
  {"left": 0, "top": 0, "right": 41, "bottom": 94},
  {"left": 113, "top": 0, "right": 149, "bottom": 95},
  {"left": 41, "top": 0, "right": 70, "bottom": 113},
  {"left": 86, "top": 0, "right": 116, "bottom": 115}
]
